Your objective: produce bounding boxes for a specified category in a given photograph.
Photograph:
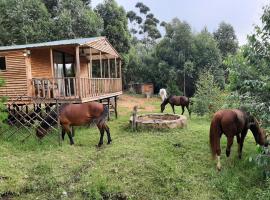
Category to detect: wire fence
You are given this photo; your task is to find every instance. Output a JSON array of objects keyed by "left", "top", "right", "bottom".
[{"left": 0, "top": 95, "right": 62, "bottom": 145}]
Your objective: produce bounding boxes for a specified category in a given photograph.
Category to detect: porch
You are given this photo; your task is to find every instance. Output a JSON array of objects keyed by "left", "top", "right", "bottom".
[{"left": 31, "top": 77, "right": 122, "bottom": 103}]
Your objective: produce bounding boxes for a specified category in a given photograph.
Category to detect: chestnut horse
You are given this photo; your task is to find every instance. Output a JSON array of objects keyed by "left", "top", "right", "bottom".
[
  {"left": 210, "top": 109, "right": 268, "bottom": 170},
  {"left": 36, "top": 102, "right": 112, "bottom": 147},
  {"left": 161, "top": 95, "right": 191, "bottom": 117}
]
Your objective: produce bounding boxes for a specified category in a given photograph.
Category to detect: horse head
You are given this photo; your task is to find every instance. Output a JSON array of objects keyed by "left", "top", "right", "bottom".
[
  {"left": 248, "top": 116, "right": 268, "bottom": 147},
  {"left": 160, "top": 97, "right": 169, "bottom": 113},
  {"left": 36, "top": 126, "right": 48, "bottom": 139}
]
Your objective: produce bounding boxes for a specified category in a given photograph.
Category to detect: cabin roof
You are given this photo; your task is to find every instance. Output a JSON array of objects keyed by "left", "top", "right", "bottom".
[{"left": 0, "top": 37, "right": 120, "bottom": 57}]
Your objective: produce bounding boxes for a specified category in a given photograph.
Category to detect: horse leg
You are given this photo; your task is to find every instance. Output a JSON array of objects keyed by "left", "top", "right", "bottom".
[
  {"left": 62, "top": 124, "right": 74, "bottom": 145},
  {"left": 67, "top": 131, "right": 74, "bottom": 145},
  {"left": 238, "top": 129, "right": 248, "bottom": 159},
  {"left": 97, "top": 124, "right": 105, "bottom": 147},
  {"left": 71, "top": 126, "right": 75, "bottom": 137},
  {"left": 216, "top": 137, "right": 221, "bottom": 171},
  {"left": 62, "top": 128, "right": 66, "bottom": 141},
  {"left": 104, "top": 123, "right": 112, "bottom": 144},
  {"left": 181, "top": 106, "right": 185, "bottom": 115},
  {"left": 186, "top": 105, "right": 191, "bottom": 118},
  {"left": 226, "top": 136, "right": 234, "bottom": 157},
  {"left": 170, "top": 104, "right": 175, "bottom": 114}
]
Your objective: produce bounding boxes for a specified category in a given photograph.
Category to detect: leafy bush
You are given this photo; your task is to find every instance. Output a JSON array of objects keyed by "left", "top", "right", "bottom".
[
  {"left": 193, "top": 70, "right": 225, "bottom": 117},
  {"left": 250, "top": 146, "right": 270, "bottom": 179}
]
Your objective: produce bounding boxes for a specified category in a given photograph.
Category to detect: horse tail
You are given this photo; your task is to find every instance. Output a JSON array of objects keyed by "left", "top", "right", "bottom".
[
  {"left": 94, "top": 105, "right": 109, "bottom": 126},
  {"left": 209, "top": 116, "right": 221, "bottom": 159}
]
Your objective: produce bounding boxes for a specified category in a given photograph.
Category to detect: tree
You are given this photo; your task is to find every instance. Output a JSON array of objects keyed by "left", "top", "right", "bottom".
[
  {"left": 214, "top": 22, "right": 238, "bottom": 58},
  {"left": 53, "top": 0, "right": 103, "bottom": 40},
  {"left": 95, "top": 0, "right": 131, "bottom": 54},
  {"left": 127, "top": 2, "right": 161, "bottom": 45},
  {"left": 192, "top": 29, "right": 224, "bottom": 88},
  {"left": 0, "top": 0, "right": 53, "bottom": 45}
]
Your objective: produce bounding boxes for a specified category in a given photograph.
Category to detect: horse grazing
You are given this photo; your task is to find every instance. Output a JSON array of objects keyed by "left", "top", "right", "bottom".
[
  {"left": 159, "top": 88, "right": 167, "bottom": 102},
  {"left": 36, "top": 102, "right": 111, "bottom": 147},
  {"left": 161, "top": 95, "right": 191, "bottom": 117},
  {"left": 210, "top": 109, "right": 268, "bottom": 170}
]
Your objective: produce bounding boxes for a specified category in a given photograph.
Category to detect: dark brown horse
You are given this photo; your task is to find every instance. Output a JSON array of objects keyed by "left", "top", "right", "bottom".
[
  {"left": 161, "top": 95, "right": 191, "bottom": 117},
  {"left": 36, "top": 102, "right": 111, "bottom": 147},
  {"left": 210, "top": 109, "right": 268, "bottom": 170}
]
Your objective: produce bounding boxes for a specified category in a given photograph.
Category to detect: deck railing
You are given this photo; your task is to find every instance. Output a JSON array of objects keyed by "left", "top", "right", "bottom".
[{"left": 31, "top": 77, "right": 122, "bottom": 99}]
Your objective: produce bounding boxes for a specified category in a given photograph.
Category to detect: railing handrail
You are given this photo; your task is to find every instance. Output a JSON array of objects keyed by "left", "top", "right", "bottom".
[{"left": 31, "top": 77, "right": 122, "bottom": 100}]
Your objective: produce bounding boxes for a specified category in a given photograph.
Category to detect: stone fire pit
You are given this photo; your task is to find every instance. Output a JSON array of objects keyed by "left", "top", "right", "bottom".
[{"left": 130, "top": 113, "right": 187, "bottom": 129}]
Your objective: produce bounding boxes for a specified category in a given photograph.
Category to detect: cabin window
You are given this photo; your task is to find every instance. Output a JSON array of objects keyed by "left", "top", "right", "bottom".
[{"left": 0, "top": 57, "right": 6, "bottom": 71}]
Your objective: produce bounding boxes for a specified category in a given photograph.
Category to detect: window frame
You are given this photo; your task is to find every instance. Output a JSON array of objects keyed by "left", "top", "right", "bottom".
[{"left": 0, "top": 56, "right": 7, "bottom": 71}]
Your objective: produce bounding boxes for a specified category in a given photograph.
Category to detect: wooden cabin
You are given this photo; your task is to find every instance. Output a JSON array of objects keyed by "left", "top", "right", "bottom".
[
  {"left": 128, "top": 83, "right": 154, "bottom": 97},
  {"left": 0, "top": 37, "right": 122, "bottom": 104}
]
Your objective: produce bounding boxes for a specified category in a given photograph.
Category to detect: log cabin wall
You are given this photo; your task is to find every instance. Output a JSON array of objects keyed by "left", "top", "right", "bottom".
[
  {"left": 0, "top": 50, "right": 28, "bottom": 98},
  {"left": 31, "top": 48, "right": 52, "bottom": 78},
  {"left": 80, "top": 56, "right": 89, "bottom": 78}
]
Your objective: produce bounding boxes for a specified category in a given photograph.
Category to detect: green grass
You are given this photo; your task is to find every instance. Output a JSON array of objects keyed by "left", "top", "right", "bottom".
[{"left": 0, "top": 94, "right": 270, "bottom": 199}]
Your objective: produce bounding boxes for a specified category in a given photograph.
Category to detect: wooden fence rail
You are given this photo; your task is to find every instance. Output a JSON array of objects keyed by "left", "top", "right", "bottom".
[{"left": 31, "top": 77, "right": 122, "bottom": 99}]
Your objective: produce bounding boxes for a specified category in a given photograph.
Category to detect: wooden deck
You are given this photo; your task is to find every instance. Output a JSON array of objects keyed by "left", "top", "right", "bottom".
[{"left": 30, "top": 77, "right": 122, "bottom": 103}]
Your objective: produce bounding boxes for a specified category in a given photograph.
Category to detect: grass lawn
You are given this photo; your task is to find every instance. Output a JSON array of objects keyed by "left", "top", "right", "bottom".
[{"left": 0, "top": 94, "right": 269, "bottom": 200}]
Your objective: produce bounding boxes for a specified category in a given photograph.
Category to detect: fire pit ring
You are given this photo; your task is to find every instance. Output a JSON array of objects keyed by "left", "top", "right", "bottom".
[{"left": 130, "top": 113, "right": 187, "bottom": 129}]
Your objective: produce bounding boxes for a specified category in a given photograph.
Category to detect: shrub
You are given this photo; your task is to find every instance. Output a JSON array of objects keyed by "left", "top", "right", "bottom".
[{"left": 193, "top": 70, "right": 225, "bottom": 117}]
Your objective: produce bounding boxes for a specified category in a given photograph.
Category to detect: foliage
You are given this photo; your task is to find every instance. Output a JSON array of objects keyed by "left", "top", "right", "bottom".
[
  {"left": 0, "top": 0, "right": 102, "bottom": 46},
  {"left": 127, "top": 2, "right": 161, "bottom": 44},
  {"left": 53, "top": 0, "right": 103, "bottom": 40},
  {"left": 213, "top": 22, "right": 238, "bottom": 58},
  {"left": 193, "top": 70, "right": 225, "bottom": 116},
  {"left": 250, "top": 146, "right": 270, "bottom": 179},
  {"left": 95, "top": 0, "right": 131, "bottom": 54},
  {"left": 0, "top": 0, "right": 53, "bottom": 45}
]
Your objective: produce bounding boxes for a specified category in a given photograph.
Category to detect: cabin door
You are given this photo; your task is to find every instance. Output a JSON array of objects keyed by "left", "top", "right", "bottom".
[{"left": 53, "top": 51, "right": 75, "bottom": 96}]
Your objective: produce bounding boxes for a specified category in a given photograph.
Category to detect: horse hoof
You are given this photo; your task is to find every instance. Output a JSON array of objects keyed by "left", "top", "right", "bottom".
[
  {"left": 217, "top": 165, "right": 221, "bottom": 171},
  {"left": 107, "top": 140, "right": 112, "bottom": 145},
  {"left": 97, "top": 143, "right": 103, "bottom": 147},
  {"left": 238, "top": 155, "right": 242, "bottom": 159}
]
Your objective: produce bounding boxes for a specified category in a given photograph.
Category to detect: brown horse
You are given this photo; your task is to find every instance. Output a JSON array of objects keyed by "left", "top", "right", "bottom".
[
  {"left": 161, "top": 95, "right": 191, "bottom": 117},
  {"left": 36, "top": 102, "right": 111, "bottom": 147},
  {"left": 210, "top": 109, "right": 268, "bottom": 170}
]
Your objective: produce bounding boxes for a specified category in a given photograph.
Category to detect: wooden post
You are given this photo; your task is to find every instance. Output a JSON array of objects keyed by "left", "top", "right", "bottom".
[
  {"left": 100, "top": 51, "right": 102, "bottom": 78},
  {"left": 89, "top": 47, "right": 92, "bottom": 78},
  {"left": 114, "top": 57, "right": 117, "bottom": 78},
  {"left": 108, "top": 58, "right": 110, "bottom": 78},
  {"left": 114, "top": 96, "right": 118, "bottom": 119},
  {"left": 119, "top": 59, "right": 122, "bottom": 78},
  {"left": 50, "top": 48, "right": 54, "bottom": 77},
  {"left": 75, "top": 46, "right": 81, "bottom": 97}
]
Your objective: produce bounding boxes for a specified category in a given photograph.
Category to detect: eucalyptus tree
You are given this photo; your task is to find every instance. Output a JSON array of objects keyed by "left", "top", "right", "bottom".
[
  {"left": 95, "top": 0, "right": 131, "bottom": 54},
  {"left": 53, "top": 0, "right": 103, "bottom": 40},
  {"left": 214, "top": 22, "right": 238, "bottom": 58}
]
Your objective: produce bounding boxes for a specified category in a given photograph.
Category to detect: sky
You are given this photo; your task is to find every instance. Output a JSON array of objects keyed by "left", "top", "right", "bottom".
[{"left": 92, "top": 0, "right": 269, "bottom": 45}]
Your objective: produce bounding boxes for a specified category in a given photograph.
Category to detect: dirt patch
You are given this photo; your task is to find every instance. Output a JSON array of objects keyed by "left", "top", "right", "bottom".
[{"left": 118, "top": 94, "right": 160, "bottom": 113}]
